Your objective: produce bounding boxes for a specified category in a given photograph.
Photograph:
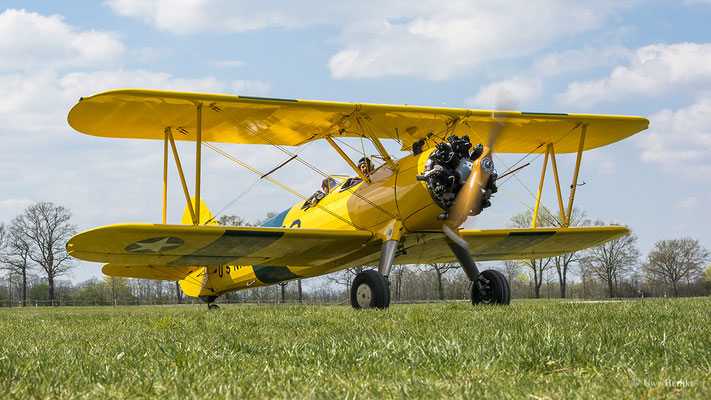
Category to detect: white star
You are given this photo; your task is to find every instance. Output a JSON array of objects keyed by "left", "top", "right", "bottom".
[{"left": 132, "top": 237, "right": 176, "bottom": 253}]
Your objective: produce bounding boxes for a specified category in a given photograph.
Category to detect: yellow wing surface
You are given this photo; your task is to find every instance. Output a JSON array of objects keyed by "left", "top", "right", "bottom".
[
  {"left": 409, "top": 226, "right": 629, "bottom": 263},
  {"left": 68, "top": 89, "right": 649, "bottom": 153},
  {"left": 67, "top": 223, "right": 627, "bottom": 270},
  {"left": 67, "top": 224, "right": 374, "bottom": 266},
  {"left": 102, "top": 264, "right": 200, "bottom": 281}
]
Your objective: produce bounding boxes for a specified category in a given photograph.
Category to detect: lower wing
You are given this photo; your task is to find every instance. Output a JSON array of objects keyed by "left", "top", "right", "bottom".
[
  {"left": 390, "top": 226, "right": 629, "bottom": 265},
  {"left": 67, "top": 223, "right": 373, "bottom": 266}
]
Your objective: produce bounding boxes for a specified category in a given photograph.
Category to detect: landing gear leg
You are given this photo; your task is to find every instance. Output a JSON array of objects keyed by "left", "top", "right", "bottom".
[{"left": 350, "top": 239, "right": 398, "bottom": 309}]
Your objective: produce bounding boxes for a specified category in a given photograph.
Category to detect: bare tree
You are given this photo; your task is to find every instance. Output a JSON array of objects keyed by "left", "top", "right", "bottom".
[
  {"left": 391, "top": 265, "right": 408, "bottom": 301},
  {"left": 327, "top": 265, "right": 366, "bottom": 294},
  {"left": 551, "top": 208, "right": 589, "bottom": 298},
  {"left": 581, "top": 222, "right": 640, "bottom": 298},
  {"left": 642, "top": 238, "right": 710, "bottom": 297},
  {"left": 278, "top": 281, "right": 288, "bottom": 303},
  {"left": 297, "top": 279, "right": 303, "bottom": 303},
  {"left": 576, "top": 257, "right": 595, "bottom": 298},
  {"left": 509, "top": 209, "right": 554, "bottom": 298},
  {"left": 427, "top": 262, "right": 459, "bottom": 300},
  {"left": 255, "top": 212, "right": 279, "bottom": 226},
  {"left": 1, "top": 218, "right": 34, "bottom": 306},
  {"left": 14, "top": 202, "right": 76, "bottom": 302},
  {"left": 499, "top": 260, "right": 520, "bottom": 283},
  {"left": 175, "top": 281, "right": 183, "bottom": 304}
]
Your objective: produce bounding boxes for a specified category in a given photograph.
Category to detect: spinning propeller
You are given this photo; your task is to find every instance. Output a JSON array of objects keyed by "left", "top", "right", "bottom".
[{"left": 443, "top": 110, "right": 506, "bottom": 247}]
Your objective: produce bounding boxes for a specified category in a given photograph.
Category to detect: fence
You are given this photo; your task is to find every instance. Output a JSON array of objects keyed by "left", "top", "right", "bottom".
[{"left": 0, "top": 297, "right": 353, "bottom": 308}]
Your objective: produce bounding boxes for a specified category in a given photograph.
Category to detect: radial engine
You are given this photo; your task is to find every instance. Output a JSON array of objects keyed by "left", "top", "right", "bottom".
[{"left": 416, "top": 135, "right": 498, "bottom": 214}]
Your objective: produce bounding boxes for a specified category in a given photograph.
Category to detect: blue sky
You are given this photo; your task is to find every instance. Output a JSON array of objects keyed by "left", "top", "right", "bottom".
[{"left": 1, "top": 1, "right": 710, "bottom": 282}]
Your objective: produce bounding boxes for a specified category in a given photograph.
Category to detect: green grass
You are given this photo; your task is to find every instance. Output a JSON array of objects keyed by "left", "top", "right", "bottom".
[{"left": 1, "top": 299, "right": 709, "bottom": 399}]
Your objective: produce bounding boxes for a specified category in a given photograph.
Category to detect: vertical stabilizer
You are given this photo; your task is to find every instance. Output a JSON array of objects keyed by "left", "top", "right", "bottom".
[{"left": 182, "top": 197, "right": 219, "bottom": 225}]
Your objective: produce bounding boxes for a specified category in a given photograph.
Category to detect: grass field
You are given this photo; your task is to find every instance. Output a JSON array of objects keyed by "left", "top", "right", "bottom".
[{"left": 1, "top": 298, "right": 709, "bottom": 399}]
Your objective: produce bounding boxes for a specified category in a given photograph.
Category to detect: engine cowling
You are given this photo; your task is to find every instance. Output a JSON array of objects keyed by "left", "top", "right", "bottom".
[{"left": 417, "top": 135, "right": 497, "bottom": 213}]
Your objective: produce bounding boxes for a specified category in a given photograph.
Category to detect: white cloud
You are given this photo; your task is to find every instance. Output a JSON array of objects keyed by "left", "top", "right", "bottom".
[
  {"left": 0, "top": 69, "right": 270, "bottom": 133},
  {"left": 532, "top": 46, "right": 632, "bottom": 77},
  {"left": 634, "top": 95, "right": 711, "bottom": 176},
  {"left": 327, "top": 2, "right": 627, "bottom": 80},
  {"left": 105, "top": 0, "right": 633, "bottom": 80},
  {"left": 465, "top": 77, "right": 543, "bottom": 109},
  {"left": 676, "top": 196, "right": 699, "bottom": 209},
  {"left": 0, "top": 9, "right": 124, "bottom": 71},
  {"left": 209, "top": 60, "right": 247, "bottom": 69},
  {"left": 558, "top": 43, "right": 711, "bottom": 108},
  {"left": 105, "top": 0, "right": 353, "bottom": 33}
]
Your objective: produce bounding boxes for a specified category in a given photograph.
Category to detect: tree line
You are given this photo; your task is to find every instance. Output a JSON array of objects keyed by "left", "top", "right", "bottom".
[{"left": 1, "top": 203, "right": 710, "bottom": 306}]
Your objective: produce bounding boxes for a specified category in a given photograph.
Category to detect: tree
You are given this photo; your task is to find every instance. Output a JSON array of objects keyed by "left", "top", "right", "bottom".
[
  {"left": 1, "top": 218, "right": 34, "bottom": 306},
  {"left": 327, "top": 265, "right": 366, "bottom": 294},
  {"left": 391, "top": 265, "right": 408, "bottom": 301},
  {"left": 218, "top": 214, "right": 250, "bottom": 226},
  {"left": 297, "top": 279, "right": 303, "bottom": 303},
  {"left": 576, "top": 257, "right": 595, "bottom": 298},
  {"left": 255, "top": 212, "right": 278, "bottom": 226},
  {"left": 14, "top": 203, "right": 76, "bottom": 302},
  {"left": 642, "top": 238, "right": 710, "bottom": 297},
  {"left": 100, "top": 276, "right": 132, "bottom": 305},
  {"left": 278, "top": 281, "right": 288, "bottom": 303},
  {"left": 175, "top": 281, "right": 183, "bottom": 304},
  {"left": 581, "top": 222, "right": 640, "bottom": 298},
  {"left": 509, "top": 209, "right": 553, "bottom": 298},
  {"left": 551, "top": 208, "right": 588, "bottom": 298},
  {"left": 427, "top": 262, "right": 459, "bottom": 300}
]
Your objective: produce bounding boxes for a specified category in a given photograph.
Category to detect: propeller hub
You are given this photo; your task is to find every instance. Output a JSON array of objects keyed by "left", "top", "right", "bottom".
[{"left": 481, "top": 157, "right": 495, "bottom": 173}]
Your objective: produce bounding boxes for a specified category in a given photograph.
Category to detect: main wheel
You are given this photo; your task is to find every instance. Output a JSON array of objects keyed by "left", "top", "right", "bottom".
[
  {"left": 208, "top": 303, "right": 220, "bottom": 310},
  {"left": 472, "top": 269, "right": 510, "bottom": 305},
  {"left": 350, "top": 270, "right": 391, "bottom": 309}
]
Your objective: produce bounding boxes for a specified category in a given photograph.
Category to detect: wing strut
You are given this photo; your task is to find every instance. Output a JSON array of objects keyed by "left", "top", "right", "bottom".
[
  {"left": 325, "top": 136, "right": 371, "bottom": 183},
  {"left": 163, "top": 128, "right": 169, "bottom": 224},
  {"left": 531, "top": 145, "right": 550, "bottom": 228},
  {"left": 195, "top": 103, "right": 202, "bottom": 225},
  {"left": 357, "top": 117, "right": 397, "bottom": 171},
  {"left": 166, "top": 127, "right": 197, "bottom": 224},
  {"left": 549, "top": 144, "right": 566, "bottom": 224},
  {"left": 564, "top": 124, "right": 587, "bottom": 227}
]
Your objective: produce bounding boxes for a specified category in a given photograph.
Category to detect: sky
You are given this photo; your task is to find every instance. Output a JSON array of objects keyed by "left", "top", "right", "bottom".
[{"left": 1, "top": 0, "right": 710, "bottom": 283}]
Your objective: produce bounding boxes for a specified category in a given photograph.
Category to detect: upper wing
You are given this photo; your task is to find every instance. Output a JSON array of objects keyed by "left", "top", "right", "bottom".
[
  {"left": 389, "top": 226, "right": 629, "bottom": 265},
  {"left": 67, "top": 223, "right": 373, "bottom": 266},
  {"left": 68, "top": 89, "right": 649, "bottom": 153}
]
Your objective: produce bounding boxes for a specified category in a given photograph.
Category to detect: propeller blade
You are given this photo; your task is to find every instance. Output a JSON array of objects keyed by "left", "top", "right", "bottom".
[
  {"left": 443, "top": 115, "right": 505, "bottom": 242},
  {"left": 444, "top": 146, "right": 493, "bottom": 229}
]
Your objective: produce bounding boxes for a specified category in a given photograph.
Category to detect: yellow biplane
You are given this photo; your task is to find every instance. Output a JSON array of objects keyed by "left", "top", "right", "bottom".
[{"left": 65, "top": 89, "right": 648, "bottom": 309}]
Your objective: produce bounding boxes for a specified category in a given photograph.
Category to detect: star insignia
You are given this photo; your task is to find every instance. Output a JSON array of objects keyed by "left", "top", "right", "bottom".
[{"left": 125, "top": 237, "right": 184, "bottom": 253}]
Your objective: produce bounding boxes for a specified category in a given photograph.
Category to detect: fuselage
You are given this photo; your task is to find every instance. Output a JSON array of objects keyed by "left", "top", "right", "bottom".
[
  {"left": 265, "top": 148, "right": 444, "bottom": 236},
  {"left": 181, "top": 148, "right": 448, "bottom": 298}
]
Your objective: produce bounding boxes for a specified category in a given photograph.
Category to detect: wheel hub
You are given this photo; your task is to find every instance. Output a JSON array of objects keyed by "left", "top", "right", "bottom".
[{"left": 356, "top": 283, "right": 372, "bottom": 308}]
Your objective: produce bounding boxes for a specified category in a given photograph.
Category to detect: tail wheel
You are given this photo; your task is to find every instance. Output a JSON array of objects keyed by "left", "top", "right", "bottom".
[
  {"left": 350, "top": 270, "right": 391, "bottom": 309},
  {"left": 472, "top": 269, "right": 510, "bottom": 306}
]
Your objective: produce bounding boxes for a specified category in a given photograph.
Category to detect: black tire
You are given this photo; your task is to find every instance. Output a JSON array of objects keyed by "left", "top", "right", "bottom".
[
  {"left": 350, "top": 269, "right": 391, "bottom": 309},
  {"left": 471, "top": 269, "right": 510, "bottom": 306},
  {"left": 208, "top": 304, "right": 220, "bottom": 310}
]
